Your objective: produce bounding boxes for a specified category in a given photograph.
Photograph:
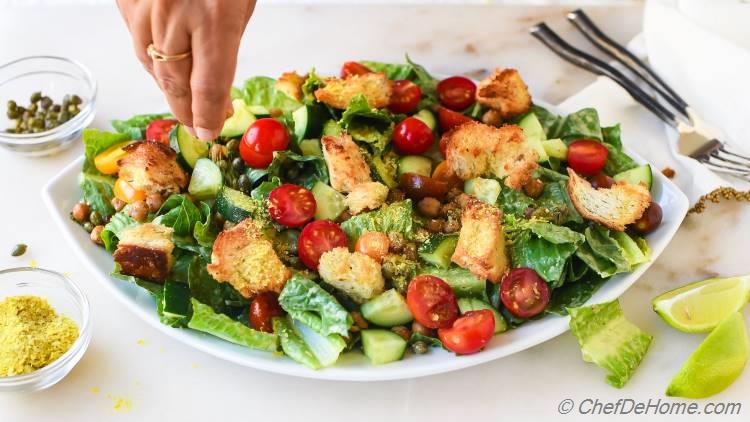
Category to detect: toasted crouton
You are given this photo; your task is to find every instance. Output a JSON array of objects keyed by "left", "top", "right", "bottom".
[
  {"left": 207, "top": 218, "right": 291, "bottom": 298},
  {"left": 476, "top": 68, "right": 532, "bottom": 119},
  {"left": 443, "top": 121, "right": 538, "bottom": 189},
  {"left": 321, "top": 133, "right": 372, "bottom": 193},
  {"left": 567, "top": 169, "right": 651, "bottom": 231},
  {"left": 345, "top": 182, "right": 389, "bottom": 215},
  {"left": 314, "top": 72, "right": 392, "bottom": 109},
  {"left": 276, "top": 71, "right": 306, "bottom": 101},
  {"left": 117, "top": 141, "right": 188, "bottom": 196},
  {"left": 318, "top": 247, "right": 384, "bottom": 303},
  {"left": 451, "top": 197, "right": 508, "bottom": 283},
  {"left": 113, "top": 223, "right": 175, "bottom": 283}
]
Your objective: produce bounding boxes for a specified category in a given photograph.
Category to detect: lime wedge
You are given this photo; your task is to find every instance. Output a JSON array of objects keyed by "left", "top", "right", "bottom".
[
  {"left": 666, "top": 312, "right": 749, "bottom": 398},
  {"left": 652, "top": 275, "right": 750, "bottom": 332}
]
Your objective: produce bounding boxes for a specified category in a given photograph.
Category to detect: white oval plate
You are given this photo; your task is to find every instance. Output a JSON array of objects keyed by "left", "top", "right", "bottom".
[{"left": 41, "top": 103, "right": 688, "bottom": 381}]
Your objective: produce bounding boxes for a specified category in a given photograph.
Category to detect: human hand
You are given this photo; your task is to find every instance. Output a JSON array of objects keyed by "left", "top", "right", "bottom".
[{"left": 116, "top": 0, "right": 256, "bottom": 140}]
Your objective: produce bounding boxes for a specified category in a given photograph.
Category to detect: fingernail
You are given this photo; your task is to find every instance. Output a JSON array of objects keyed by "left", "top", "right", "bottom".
[
  {"left": 195, "top": 127, "right": 216, "bottom": 141},
  {"left": 185, "top": 126, "right": 197, "bottom": 137}
]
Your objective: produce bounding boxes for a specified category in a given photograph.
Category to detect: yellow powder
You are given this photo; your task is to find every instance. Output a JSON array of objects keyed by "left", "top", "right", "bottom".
[
  {"left": 107, "top": 394, "right": 133, "bottom": 413},
  {"left": 0, "top": 295, "right": 79, "bottom": 376}
]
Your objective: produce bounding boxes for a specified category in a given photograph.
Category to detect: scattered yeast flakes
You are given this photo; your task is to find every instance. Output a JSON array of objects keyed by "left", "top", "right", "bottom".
[
  {"left": 90, "top": 387, "right": 100, "bottom": 394},
  {"left": 28, "top": 259, "right": 37, "bottom": 268},
  {"left": 107, "top": 394, "right": 133, "bottom": 413},
  {"left": 136, "top": 339, "right": 145, "bottom": 346}
]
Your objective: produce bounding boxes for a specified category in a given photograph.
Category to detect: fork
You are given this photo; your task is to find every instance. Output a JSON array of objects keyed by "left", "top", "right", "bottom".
[{"left": 529, "top": 9, "right": 750, "bottom": 181}]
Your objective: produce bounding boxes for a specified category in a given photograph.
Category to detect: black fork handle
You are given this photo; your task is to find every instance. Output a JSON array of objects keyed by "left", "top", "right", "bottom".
[{"left": 530, "top": 23, "right": 680, "bottom": 128}]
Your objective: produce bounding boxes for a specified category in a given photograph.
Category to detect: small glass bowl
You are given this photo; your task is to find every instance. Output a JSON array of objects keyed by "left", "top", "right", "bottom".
[
  {"left": 0, "top": 267, "right": 92, "bottom": 392},
  {"left": 0, "top": 56, "right": 97, "bottom": 157}
]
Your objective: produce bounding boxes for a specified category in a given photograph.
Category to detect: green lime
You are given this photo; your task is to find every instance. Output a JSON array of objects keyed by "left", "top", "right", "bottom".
[
  {"left": 666, "top": 312, "right": 749, "bottom": 398},
  {"left": 652, "top": 275, "right": 750, "bottom": 332}
]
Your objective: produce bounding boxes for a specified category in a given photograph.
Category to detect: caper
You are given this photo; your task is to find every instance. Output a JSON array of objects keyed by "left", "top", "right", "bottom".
[
  {"left": 11, "top": 244, "right": 27, "bottom": 257},
  {"left": 237, "top": 174, "right": 252, "bottom": 193},
  {"left": 51, "top": 104, "right": 61, "bottom": 113},
  {"left": 35, "top": 111, "right": 45, "bottom": 120},
  {"left": 231, "top": 157, "right": 245, "bottom": 173},
  {"left": 217, "top": 159, "right": 229, "bottom": 172},
  {"left": 30, "top": 91, "right": 42, "bottom": 103},
  {"left": 410, "top": 341, "right": 428, "bottom": 355},
  {"left": 82, "top": 222, "right": 94, "bottom": 233},
  {"left": 58, "top": 111, "right": 70, "bottom": 122},
  {"left": 225, "top": 139, "right": 239, "bottom": 152},
  {"left": 40, "top": 96, "right": 53, "bottom": 110},
  {"left": 6, "top": 108, "right": 20, "bottom": 119},
  {"left": 67, "top": 104, "right": 77, "bottom": 114},
  {"left": 89, "top": 210, "right": 103, "bottom": 226},
  {"left": 70, "top": 94, "right": 82, "bottom": 105},
  {"left": 7, "top": 100, "right": 17, "bottom": 110},
  {"left": 62, "top": 94, "right": 70, "bottom": 106},
  {"left": 27, "top": 103, "right": 37, "bottom": 113}
]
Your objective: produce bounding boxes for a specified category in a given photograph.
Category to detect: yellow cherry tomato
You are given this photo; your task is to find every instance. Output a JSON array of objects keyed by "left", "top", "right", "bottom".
[
  {"left": 94, "top": 141, "right": 133, "bottom": 175},
  {"left": 113, "top": 178, "right": 146, "bottom": 203}
]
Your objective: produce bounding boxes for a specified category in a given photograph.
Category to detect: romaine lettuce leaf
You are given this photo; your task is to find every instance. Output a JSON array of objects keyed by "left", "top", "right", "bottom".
[
  {"left": 111, "top": 113, "right": 172, "bottom": 140},
  {"left": 535, "top": 181, "right": 583, "bottom": 225},
  {"left": 79, "top": 172, "right": 116, "bottom": 217},
  {"left": 498, "top": 183, "right": 534, "bottom": 217},
  {"left": 273, "top": 317, "right": 321, "bottom": 369},
  {"left": 568, "top": 300, "right": 653, "bottom": 388},
  {"left": 360, "top": 55, "right": 438, "bottom": 108},
  {"left": 111, "top": 265, "right": 163, "bottom": 295},
  {"left": 154, "top": 194, "right": 203, "bottom": 236},
  {"left": 292, "top": 317, "right": 346, "bottom": 367},
  {"left": 193, "top": 202, "right": 217, "bottom": 248},
  {"left": 339, "top": 94, "right": 394, "bottom": 152},
  {"left": 556, "top": 107, "right": 602, "bottom": 141},
  {"left": 278, "top": 274, "right": 353, "bottom": 337},
  {"left": 601, "top": 124, "right": 638, "bottom": 175},
  {"left": 188, "top": 299, "right": 278, "bottom": 352},
  {"left": 545, "top": 276, "right": 606, "bottom": 316},
  {"left": 583, "top": 226, "right": 631, "bottom": 273},
  {"left": 301, "top": 68, "right": 325, "bottom": 105},
  {"left": 267, "top": 151, "right": 328, "bottom": 190},
  {"left": 381, "top": 254, "right": 420, "bottom": 294},
  {"left": 100, "top": 210, "right": 138, "bottom": 252},
  {"left": 341, "top": 200, "right": 414, "bottom": 242},
  {"left": 511, "top": 231, "right": 578, "bottom": 288},
  {"left": 187, "top": 256, "right": 248, "bottom": 316},
  {"left": 531, "top": 105, "right": 562, "bottom": 138},
  {"left": 250, "top": 176, "right": 281, "bottom": 200},
  {"left": 242, "top": 76, "right": 302, "bottom": 114}
]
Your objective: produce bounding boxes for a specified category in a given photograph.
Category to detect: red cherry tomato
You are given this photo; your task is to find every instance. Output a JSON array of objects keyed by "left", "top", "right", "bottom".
[
  {"left": 145, "top": 119, "right": 177, "bottom": 144},
  {"left": 406, "top": 275, "right": 459, "bottom": 329},
  {"left": 393, "top": 117, "right": 434, "bottom": 155},
  {"left": 567, "top": 139, "right": 609, "bottom": 176},
  {"left": 388, "top": 80, "right": 422, "bottom": 114},
  {"left": 500, "top": 268, "right": 550, "bottom": 319},
  {"left": 632, "top": 201, "right": 662, "bottom": 234},
  {"left": 268, "top": 184, "right": 317, "bottom": 228},
  {"left": 354, "top": 231, "right": 390, "bottom": 263},
  {"left": 437, "top": 106, "right": 472, "bottom": 135},
  {"left": 249, "top": 292, "right": 285, "bottom": 333},
  {"left": 589, "top": 172, "right": 615, "bottom": 189},
  {"left": 438, "top": 309, "right": 495, "bottom": 354},
  {"left": 297, "top": 220, "right": 349, "bottom": 270},
  {"left": 240, "top": 118, "right": 290, "bottom": 169},
  {"left": 340, "top": 61, "right": 372, "bottom": 79},
  {"left": 437, "top": 76, "right": 476, "bottom": 110}
]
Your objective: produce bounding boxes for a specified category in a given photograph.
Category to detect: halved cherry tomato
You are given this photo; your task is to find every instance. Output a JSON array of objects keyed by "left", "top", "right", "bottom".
[
  {"left": 354, "top": 231, "right": 390, "bottom": 263},
  {"left": 500, "top": 268, "right": 550, "bottom": 319},
  {"left": 297, "top": 220, "right": 349, "bottom": 270},
  {"left": 438, "top": 309, "right": 495, "bottom": 354},
  {"left": 567, "top": 139, "right": 609, "bottom": 176},
  {"left": 589, "top": 172, "right": 615, "bottom": 189},
  {"left": 436, "top": 105, "right": 472, "bottom": 134},
  {"left": 388, "top": 80, "right": 422, "bottom": 114},
  {"left": 432, "top": 160, "right": 462, "bottom": 190},
  {"left": 268, "top": 184, "right": 317, "bottom": 228},
  {"left": 340, "top": 61, "right": 372, "bottom": 79},
  {"left": 400, "top": 173, "right": 449, "bottom": 201},
  {"left": 632, "top": 201, "right": 662, "bottom": 234},
  {"left": 437, "top": 76, "right": 476, "bottom": 110},
  {"left": 94, "top": 141, "right": 134, "bottom": 175},
  {"left": 393, "top": 117, "right": 434, "bottom": 155},
  {"left": 406, "top": 275, "right": 459, "bottom": 329},
  {"left": 249, "top": 292, "right": 285, "bottom": 333},
  {"left": 113, "top": 178, "right": 146, "bottom": 204},
  {"left": 240, "top": 118, "right": 290, "bottom": 169},
  {"left": 145, "top": 119, "right": 178, "bottom": 144}
]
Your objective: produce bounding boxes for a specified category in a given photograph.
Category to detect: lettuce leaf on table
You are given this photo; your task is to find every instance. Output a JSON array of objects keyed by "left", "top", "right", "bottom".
[
  {"left": 278, "top": 274, "right": 352, "bottom": 337},
  {"left": 341, "top": 200, "right": 414, "bottom": 242},
  {"left": 188, "top": 299, "right": 278, "bottom": 352}
]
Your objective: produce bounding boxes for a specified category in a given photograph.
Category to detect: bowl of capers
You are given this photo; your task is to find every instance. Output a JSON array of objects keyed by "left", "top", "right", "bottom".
[{"left": 0, "top": 56, "right": 96, "bottom": 156}]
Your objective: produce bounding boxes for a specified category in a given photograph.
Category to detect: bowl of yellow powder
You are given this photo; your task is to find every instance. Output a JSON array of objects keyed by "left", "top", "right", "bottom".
[{"left": 0, "top": 267, "right": 91, "bottom": 392}]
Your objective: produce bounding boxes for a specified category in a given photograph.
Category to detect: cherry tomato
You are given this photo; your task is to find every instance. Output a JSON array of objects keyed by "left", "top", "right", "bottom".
[
  {"left": 567, "top": 139, "right": 609, "bottom": 176},
  {"left": 437, "top": 106, "right": 473, "bottom": 135},
  {"left": 632, "top": 201, "right": 662, "bottom": 234},
  {"left": 240, "top": 118, "right": 290, "bottom": 168},
  {"left": 94, "top": 141, "right": 133, "bottom": 175},
  {"left": 388, "top": 80, "right": 422, "bottom": 114},
  {"left": 400, "top": 173, "right": 449, "bottom": 201},
  {"left": 268, "top": 184, "right": 317, "bottom": 228},
  {"left": 393, "top": 117, "right": 434, "bottom": 155},
  {"left": 354, "top": 231, "right": 390, "bottom": 263},
  {"left": 432, "top": 160, "right": 462, "bottom": 190},
  {"left": 589, "top": 172, "right": 615, "bottom": 189},
  {"left": 340, "top": 61, "right": 372, "bottom": 79},
  {"left": 249, "top": 292, "right": 285, "bottom": 333},
  {"left": 438, "top": 309, "right": 495, "bottom": 354},
  {"left": 406, "top": 275, "right": 459, "bottom": 329},
  {"left": 437, "top": 76, "right": 476, "bottom": 110},
  {"left": 500, "top": 268, "right": 550, "bottom": 318},
  {"left": 113, "top": 178, "right": 146, "bottom": 204},
  {"left": 297, "top": 220, "right": 349, "bottom": 269},
  {"left": 145, "top": 119, "right": 177, "bottom": 144}
]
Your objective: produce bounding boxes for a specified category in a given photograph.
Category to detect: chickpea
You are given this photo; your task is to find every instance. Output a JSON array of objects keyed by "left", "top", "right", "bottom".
[
  {"left": 425, "top": 219, "right": 445, "bottom": 233},
  {"left": 145, "top": 193, "right": 164, "bottom": 213},
  {"left": 90, "top": 225, "right": 104, "bottom": 245},
  {"left": 523, "top": 178, "right": 545, "bottom": 199},
  {"left": 71, "top": 202, "right": 90, "bottom": 223},
  {"left": 351, "top": 311, "right": 369, "bottom": 330},
  {"left": 417, "top": 197, "right": 441, "bottom": 218},
  {"left": 391, "top": 326, "right": 411, "bottom": 341},
  {"left": 128, "top": 200, "right": 149, "bottom": 222},
  {"left": 110, "top": 197, "right": 126, "bottom": 212}
]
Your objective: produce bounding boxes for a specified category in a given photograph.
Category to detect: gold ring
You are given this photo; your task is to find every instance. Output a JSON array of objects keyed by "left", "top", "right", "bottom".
[{"left": 146, "top": 43, "right": 191, "bottom": 62}]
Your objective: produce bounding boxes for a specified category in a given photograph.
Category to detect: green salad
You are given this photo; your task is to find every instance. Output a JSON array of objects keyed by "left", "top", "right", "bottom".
[{"left": 72, "top": 57, "right": 662, "bottom": 368}]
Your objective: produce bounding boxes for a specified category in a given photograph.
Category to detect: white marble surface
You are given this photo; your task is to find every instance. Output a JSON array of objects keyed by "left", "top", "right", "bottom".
[{"left": 0, "top": 3, "right": 748, "bottom": 422}]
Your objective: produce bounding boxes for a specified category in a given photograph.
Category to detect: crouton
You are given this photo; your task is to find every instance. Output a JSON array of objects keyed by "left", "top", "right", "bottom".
[
  {"left": 318, "top": 247, "right": 385, "bottom": 303},
  {"left": 113, "top": 223, "right": 175, "bottom": 283},
  {"left": 206, "top": 218, "right": 291, "bottom": 298},
  {"left": 476, "top": 68, "right": 532, "bottom": 119},
  {"left": 567, "top": 169, "right": 651, "bottom": 231},
  {"left": 276, "top": 71, "right": 306, "bottom": 101},
  {"left": 117, "top": 141, "right": 188, "bottom": 196},
  {"left": 443, "top": 121, "right": 538, "bottom": 189},
  {"left": 345, "top": 182, "right": 389, "bottom": 215},
  {"left": 451, "top": 197, "right": 508, "bottom": 283},
  {"left": 314, "top": 72, "right": 392, "bottom": 109},
  {"left": 321, "top": 133, "right": 372, "bottom": 193}
]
